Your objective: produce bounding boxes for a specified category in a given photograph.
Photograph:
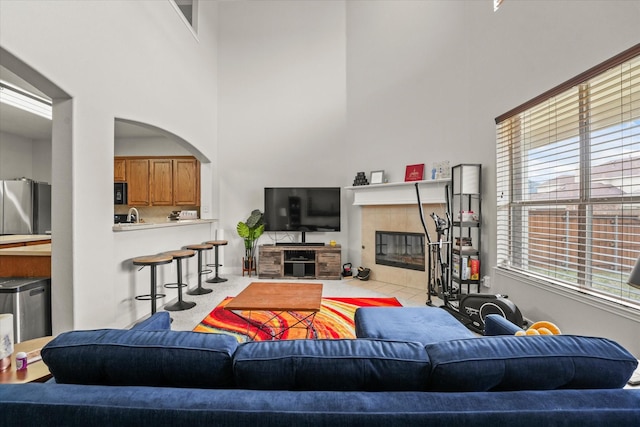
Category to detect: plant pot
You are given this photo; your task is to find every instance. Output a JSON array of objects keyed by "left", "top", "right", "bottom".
[{"left": 242, "top": 257, "right": 256, "bottom": 277}]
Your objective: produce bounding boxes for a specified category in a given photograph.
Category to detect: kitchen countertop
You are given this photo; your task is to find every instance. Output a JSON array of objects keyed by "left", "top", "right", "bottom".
[
  {"left": 0, "top": 235, "right": 51, "bottom": 245},
  {"left": 0, "top": 243, "right": 51, "bottom": 256},
  {"left": 112, "top": 219, "right": 216, "bottom": 232}
]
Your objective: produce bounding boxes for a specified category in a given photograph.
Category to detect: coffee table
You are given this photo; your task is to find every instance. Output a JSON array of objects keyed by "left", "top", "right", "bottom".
[
  {"left": 224, "top": 282, "right": 323, "bottom": 340},
  {"left": 0, "top": 336, "right": 54, "bottom": 384}
]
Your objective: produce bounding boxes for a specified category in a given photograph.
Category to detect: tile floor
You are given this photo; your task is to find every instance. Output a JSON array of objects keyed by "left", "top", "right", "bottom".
[{"left": 158, "top": 274, "right": 441, "bottom": 332}]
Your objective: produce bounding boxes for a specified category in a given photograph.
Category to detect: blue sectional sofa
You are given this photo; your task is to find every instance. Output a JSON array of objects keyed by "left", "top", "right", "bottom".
[{"left": 1, "top": 308, "right": 639, "bottom": 426}]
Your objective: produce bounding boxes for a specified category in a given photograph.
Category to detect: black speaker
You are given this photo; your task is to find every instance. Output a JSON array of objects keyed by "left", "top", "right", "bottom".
[{"left": 293, "top": 263, "right": 305, "bottom": 277}]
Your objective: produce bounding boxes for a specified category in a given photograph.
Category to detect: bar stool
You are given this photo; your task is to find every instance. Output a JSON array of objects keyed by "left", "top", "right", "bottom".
[
  {"left": 133, "top": 254, "right": 173, "bottom": 314},
  {"left": 206, "top": 240, "right": 228, "bottom": 283},
  {"left": 185, "top": 243, "right": 213, "bottom": 295},
  {"left": 163, "top": 249, "right": 196, "bottom": 311}
]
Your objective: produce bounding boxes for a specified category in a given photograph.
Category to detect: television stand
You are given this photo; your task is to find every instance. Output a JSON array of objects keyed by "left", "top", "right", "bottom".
[
  {"left": 258, "top": 244, "right": 341, "bottom": 280},
  {"left": 276, "top": 242, "right": 324, "bottom": 247}
]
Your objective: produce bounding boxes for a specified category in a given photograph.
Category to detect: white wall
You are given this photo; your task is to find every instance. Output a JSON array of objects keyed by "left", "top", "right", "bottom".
[
  {"left": 473, "top": 0, "right": 640, "bottom": 357},
  {"left": 115, "top": 137, "right": 193, "bottom": 157},
  {"left": 1, "top": 0, "right": 638, "bottom": 355},
  {"left": 31, "top": 139, "right": 51, "bottom": 183},
  {"left": 342, "top": 0, "right": 640, "bottom": 356},
  {"left": 0, "top": 1, "right": 219, "bottom": 330},
  {"left": 217, "top": 0, "right": 640, "bottom": 356},
  {"left": 1, "top": 131, "right": 30, "bottom": 179},
  {"left": 217, "top": 0, "right": 348, "bottom": 267},
  {"left": 0, "top": 132, "right": 51, "bottom": 182},
  {"left": 345, "top": 0, "right": 482, "bottom": 266}
]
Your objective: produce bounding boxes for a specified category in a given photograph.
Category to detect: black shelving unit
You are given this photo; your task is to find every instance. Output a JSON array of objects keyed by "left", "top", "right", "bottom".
[{"left": 450, "top": 164, "right": 481, "bottom": 296}]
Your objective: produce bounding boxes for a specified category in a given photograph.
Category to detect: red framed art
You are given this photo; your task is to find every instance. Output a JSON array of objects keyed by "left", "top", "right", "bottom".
[{"left": 404, "top": 164, "right": 425, "bottom": 182}]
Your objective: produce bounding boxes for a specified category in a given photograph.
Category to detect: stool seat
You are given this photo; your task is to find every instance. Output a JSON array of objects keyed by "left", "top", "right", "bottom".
[
  {"left": 205, "top": 240, "right": 228, "bottom": 283},
  {"left": 133, "top": 254, "right": 173, "bottom": 266},
  {"left": 186, "top": 243, "right": 214, "bottom": 251},
  {"left": 133, "top": 254, "right": 173, "bottom": 315},
  {"left": 164, "top": 250, "right": 196, "bottom": 312},
  {"left": 164, "top": 249, "right": 196, "bottom": 259},
  {"left": 207, "top": 240, "right": 228, "bottom": 246},
  {"left": 185, "top": 244, "right": 213, "bottom": 295}
]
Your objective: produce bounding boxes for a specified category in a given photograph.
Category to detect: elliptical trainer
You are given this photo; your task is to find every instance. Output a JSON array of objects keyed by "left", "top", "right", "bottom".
[{"left": 415, "top": 182, "right": 524, "bottom": 333}]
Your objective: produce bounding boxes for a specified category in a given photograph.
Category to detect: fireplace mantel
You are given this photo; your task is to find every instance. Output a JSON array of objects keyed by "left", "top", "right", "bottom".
[{"left": 345, "top": 179, "right": 450, "bottom": 206}]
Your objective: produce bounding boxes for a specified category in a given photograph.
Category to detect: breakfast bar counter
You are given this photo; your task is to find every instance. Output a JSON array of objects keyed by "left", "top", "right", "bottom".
[
  {"left": 0, "top": 235, "right": 51, "bottom": 248},
  {"left": 0, "top": 243, "right": 51, "bottom": 277},
  {"left": 112, "top": 219, "right": 216, "bottom": 232}
]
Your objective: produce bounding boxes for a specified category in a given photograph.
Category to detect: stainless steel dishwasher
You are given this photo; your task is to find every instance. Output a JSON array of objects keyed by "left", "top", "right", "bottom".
[{"left": 0, "top": 277, "right": 51, "bottom": 343}]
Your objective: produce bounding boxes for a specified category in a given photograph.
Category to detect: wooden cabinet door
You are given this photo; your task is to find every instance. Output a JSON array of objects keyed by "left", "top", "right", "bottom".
[
  {"left": 114, "top": 158, "right": 126, "bottom": 182},
  {"left": 173, "top": 158, "right": 200, "bottom": 206},
  {"left": 127, "top": 159, "right": 150, "bottom": 205},
  {"left": 150, "top": 159, "right": 173, "bottom": 206},
  {"left": 258, "top": 246, "right": 284, "bottom": 278},
  {"left": 317, "top": 249, "right": 341, "bottom": 280}
]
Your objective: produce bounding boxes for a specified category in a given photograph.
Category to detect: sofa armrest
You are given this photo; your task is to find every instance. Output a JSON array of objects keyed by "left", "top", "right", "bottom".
[
  {"left": 130, "top": 312, "right": 171, "bottom": 331},
  {"left": 484, "top": 314, "right": 523, "bottom": 336}
]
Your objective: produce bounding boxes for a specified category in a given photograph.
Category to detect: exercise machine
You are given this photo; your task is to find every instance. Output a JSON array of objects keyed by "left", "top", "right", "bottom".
[{"left": 415, "top": 182, "right": 524, "bottom": 333}]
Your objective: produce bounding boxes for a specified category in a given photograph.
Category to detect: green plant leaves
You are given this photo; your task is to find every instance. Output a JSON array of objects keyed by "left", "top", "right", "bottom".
[{"left": 237, "top": 210, "right": 265, "bottom": 257}]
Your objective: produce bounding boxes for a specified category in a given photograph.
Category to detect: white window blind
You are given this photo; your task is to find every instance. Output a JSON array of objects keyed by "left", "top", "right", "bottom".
[{"left": 496, "top": 45, "right": 640, "bottom": 306}]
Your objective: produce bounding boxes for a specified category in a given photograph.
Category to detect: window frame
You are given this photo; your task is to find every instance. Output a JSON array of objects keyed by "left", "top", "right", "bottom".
[
  {"left": 169, "top": 0, "right": 199, "bottom": 41},
  {"left": 496, "top": 44, "right": 640, "bottom": 308}
]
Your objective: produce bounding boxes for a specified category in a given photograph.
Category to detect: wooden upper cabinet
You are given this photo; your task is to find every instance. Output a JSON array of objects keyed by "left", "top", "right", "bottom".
[
  {"left": 173, "top": 158, "right": 200, "bottom": 206},
  {"left": 150, "top": 159, "right": 173, "bottom": 206},
  {"left": 114, "top": 158, "right": 126, "bottom": 182},
  {"left": 127, "top": 159, "right": 150, "bottom": 205},
  {"left": 115, "top": 156, "right": 200, "bottom": 207}
]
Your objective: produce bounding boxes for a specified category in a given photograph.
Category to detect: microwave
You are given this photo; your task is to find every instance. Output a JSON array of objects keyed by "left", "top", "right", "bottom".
[{"left": 114, "top": 182, "right": 128, "bottom": 205}]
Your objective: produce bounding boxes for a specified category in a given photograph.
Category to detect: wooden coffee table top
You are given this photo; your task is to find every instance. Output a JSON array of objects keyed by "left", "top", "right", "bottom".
[{"left": 225, "top": 282, "right": 323, "bottom": 312}]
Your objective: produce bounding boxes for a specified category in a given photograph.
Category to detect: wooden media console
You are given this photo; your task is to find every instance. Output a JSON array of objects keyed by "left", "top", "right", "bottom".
[{"left": 258, "top": 244, "right": 341, "bottom": 280}]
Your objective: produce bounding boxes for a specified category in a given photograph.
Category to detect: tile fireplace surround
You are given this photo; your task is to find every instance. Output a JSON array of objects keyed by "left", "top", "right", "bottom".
[
  {"left": 350, "top": 180, "right": 448, "bottom": 290},
  {"left": 362, "top": 204, "right": 445, "bottom": 290}
]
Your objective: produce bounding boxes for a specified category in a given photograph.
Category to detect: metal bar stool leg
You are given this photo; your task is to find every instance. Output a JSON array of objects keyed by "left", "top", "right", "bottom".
[
  {"left": 164, "top": 250, "right": 196, "bottom": 311},
  {"left": 150, "top": 264, "right": 159, "bottom": 314},
  {"left": 206, "top": 240, "right": 228, "bottom": 283},
  {"left": 133, "top": 254, "right": 172, "bottom": 315},
  {"left": 187, "top": 245, "right": 213, "bottom": 295}
]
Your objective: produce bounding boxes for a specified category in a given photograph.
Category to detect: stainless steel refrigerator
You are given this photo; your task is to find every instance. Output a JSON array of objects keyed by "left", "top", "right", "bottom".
[{"left": 0, "top": 179, "right": 51, "bottom": 235}]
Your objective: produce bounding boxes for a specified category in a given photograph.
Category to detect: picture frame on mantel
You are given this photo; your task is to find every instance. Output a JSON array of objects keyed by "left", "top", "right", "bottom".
[
  {"left": 404, "top": 164, "right": 425, "bottom": 182},
  {"left": 370, "top": 170, "right": 385, "bottom": 184}
]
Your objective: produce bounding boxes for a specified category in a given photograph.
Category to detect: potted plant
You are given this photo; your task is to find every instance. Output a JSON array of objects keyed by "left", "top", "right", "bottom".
[{"left": 236, "top": 209, "right": 264, "bottom": 273}]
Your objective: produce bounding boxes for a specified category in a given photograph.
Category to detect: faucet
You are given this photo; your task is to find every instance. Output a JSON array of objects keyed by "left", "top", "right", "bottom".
[{"left": 127, "top": 207, "right": 139, "bottom": 223}]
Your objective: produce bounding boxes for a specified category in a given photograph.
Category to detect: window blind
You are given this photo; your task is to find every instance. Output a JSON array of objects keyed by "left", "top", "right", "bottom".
[{"left": 496, "top": 44, "right": 640, "bottom": 306}]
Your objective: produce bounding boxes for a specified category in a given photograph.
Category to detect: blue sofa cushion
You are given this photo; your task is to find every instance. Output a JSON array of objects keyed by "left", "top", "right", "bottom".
[
  {"left": 130, "top": 312, "right": 171, "bottom": 331},
  {"left": 355, "top": 307, "right": 476, "bottom": 344},
  {"left": 3, "top": 384, "right": 640, "bottom": 427},
  {"left": 42, "top": 329, "right": 238, "bottom": 388},
  {"left": 483, "top": 313, "right": 523, "bottom": 336},
  {"left": 426, "top": 335, "right": 638, "bottom": 391},
  {"left": 234, "top": 338, "right": 430, "bottom": 391}
]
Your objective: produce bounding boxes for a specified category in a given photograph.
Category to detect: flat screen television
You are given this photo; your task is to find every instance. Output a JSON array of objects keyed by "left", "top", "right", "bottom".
[{"left": 264, "top": 187, "right": 341, "bottom": 241}]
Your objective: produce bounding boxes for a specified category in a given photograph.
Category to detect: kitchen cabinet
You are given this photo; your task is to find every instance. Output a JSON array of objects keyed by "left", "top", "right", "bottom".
[
  {"left": 150, "top": 159, "right": 173, "bottom": 206},
  {"left": 115, "top": 156, "right": 200, "bottom": 207},
  {"left": 173, "top": 158, "right": 200, "bottom": 206},
  {"left": 114, "top": 158, "right": 126, "bottom": 182},
  {"left": 127, "top": 159, "right": 150, "bottom": 206}
]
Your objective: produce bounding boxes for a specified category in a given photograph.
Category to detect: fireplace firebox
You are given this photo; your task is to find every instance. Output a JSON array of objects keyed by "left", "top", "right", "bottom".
[{"left": 375, "top": 231, "right": 425, "bottom": 271}]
